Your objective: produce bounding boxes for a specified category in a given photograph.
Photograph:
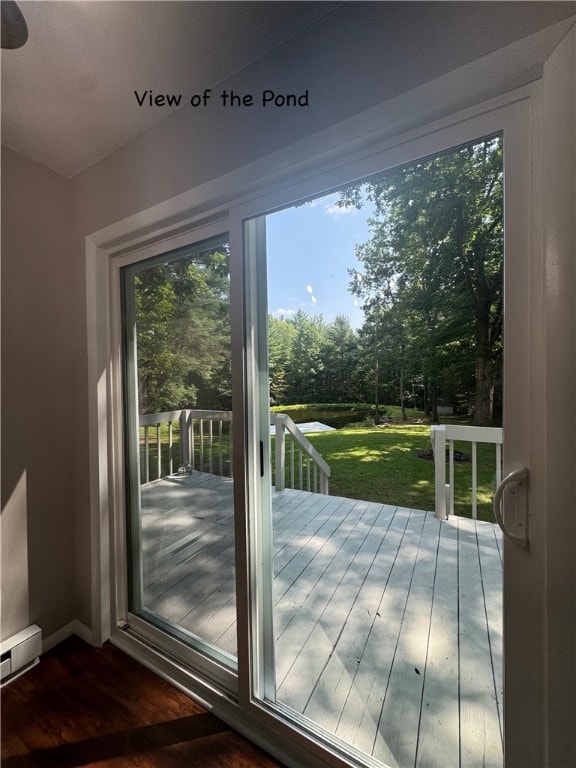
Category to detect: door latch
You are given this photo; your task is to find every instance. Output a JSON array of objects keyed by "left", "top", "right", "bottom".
[{"left": 493, "top": 466, "right": 529, "bottom": 548}]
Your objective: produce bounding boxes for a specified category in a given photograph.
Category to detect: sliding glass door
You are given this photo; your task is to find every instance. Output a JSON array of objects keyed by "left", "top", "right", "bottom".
[
  {"left": 121, "top": 235, "right": 237, "bottom": 670},
  {"left": 245, "top": 137, "right": 505, "bottom": 767},
  {"left": 98, "top": 88, "right": 540, "bottom": 766}
]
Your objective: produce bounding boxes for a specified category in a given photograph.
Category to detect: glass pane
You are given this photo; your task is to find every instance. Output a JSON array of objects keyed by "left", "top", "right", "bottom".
[
  {"left": 256, "top": 138, "right": 504, "bottom": 765},
  {"left": 122, "top": 236, "right": 236, "bottom": 666}
]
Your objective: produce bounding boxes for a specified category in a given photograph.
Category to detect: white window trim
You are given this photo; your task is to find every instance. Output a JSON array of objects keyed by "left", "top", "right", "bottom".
[{"left": 86, "top": 19, "right": 575, "bottom": 768}]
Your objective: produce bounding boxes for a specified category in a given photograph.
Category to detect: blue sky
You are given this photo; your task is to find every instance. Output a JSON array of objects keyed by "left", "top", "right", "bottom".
[{"left": 265, "top": 192, "right": 375, "bottom": 329}]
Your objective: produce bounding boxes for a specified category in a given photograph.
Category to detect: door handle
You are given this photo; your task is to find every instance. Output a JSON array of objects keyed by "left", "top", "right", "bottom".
[{"left": 493, "top": 467, "right": 529, "bottom": 548}]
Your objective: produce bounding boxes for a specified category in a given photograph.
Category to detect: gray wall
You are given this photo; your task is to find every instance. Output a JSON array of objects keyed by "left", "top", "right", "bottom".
[{"left": 1, "top": 149, "right": 77, "bottom": 639}]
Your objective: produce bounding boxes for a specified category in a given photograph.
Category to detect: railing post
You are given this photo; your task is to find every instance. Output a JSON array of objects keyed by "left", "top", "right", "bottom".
[
  {"left": 179, "top": 410, "right": 189, "bottom": 466},
  {"left": 431, "top": 425, "right": 448, "bottom": 520},
  {"left": 430, "top": 424, "right": 502, "bottom": 519},
  {"left": 190, "top": 417, "right": 195, "bottom": 470},
  {"left": 471, "top": 441, "right": 478, "bottom": 519},
  {"left": 229, "top": 421, "right": 233, "bottom": 478},
  {"left": 275, "top": 414, "right": 286, "bottom": 491},
  {"left": 218, "top": 420, "right": 224, "bottom": 476},
  {"left": 144, "top": 426, "right": 150, "bottom": 484},
  {"left": 199, "top": 418, "right": 204, "bottom": 471},
  {"left": 156, "top": 423, "right": 161, "bottom": 479},
  {"left": 208, "top": 419, "right": 214, "bottom": 474},
  {"left": 448, "top": 439, "right": 455, "bottom": 517}
]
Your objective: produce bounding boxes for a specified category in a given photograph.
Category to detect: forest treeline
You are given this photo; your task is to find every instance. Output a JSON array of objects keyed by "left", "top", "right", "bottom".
[{"left": 134, "top": 137, "right": 503, "bottom": 426}]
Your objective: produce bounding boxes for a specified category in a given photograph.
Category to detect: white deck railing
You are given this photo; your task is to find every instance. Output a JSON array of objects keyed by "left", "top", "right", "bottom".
[
  {"left": 271, "top": 413, "right": 331, "bottom": 494},
  {"left": 139, "top": 409, "right": 330, "bottom": 494},
  {"left": 139, "top": 409, "right": 233, "bottom": 483},
  {"left": 430, "top": 424, "right": 503, "bottom": 520}
]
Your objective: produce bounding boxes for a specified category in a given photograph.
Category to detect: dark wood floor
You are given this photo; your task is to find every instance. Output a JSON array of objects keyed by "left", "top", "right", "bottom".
[{"left": 1, "top": 635, "right": 285, "bottom": 768}]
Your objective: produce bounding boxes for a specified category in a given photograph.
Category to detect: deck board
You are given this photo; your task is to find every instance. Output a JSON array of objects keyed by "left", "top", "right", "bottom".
[
  {"left": 139, "top": 472, "right": 503, "bottom": 767},
  {"left": 372, "top": 514, "right": 439, "bottom": 767},
  {"left": 458, "top": 517, "right": 502, "bottom": 768},
  {"left": 415, "top": 517, "right": 460, "bottom": 768}
]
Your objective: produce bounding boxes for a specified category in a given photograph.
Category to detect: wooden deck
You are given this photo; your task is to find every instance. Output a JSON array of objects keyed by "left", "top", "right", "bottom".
[{"left": 140, "top": 472, "right": 503, "bottom": 768}]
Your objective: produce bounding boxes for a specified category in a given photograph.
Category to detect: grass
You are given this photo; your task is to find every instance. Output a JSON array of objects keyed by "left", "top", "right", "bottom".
[{"left": 302, "top": 424, "right": 499, "bottom": 522}]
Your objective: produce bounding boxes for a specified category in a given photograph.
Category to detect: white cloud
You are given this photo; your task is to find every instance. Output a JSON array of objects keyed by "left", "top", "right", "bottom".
[
  {"left": 311, "top": 295, "right": 317, "bottom": 304},
  {"left": 306, "top": 284, "right": 313, "bottom": 294},
  {"left": 324, "top": 202, "right": 357, "bottom": 216},
  {"left": 274, "top": 307, "right": 295, "bottom": 318}
]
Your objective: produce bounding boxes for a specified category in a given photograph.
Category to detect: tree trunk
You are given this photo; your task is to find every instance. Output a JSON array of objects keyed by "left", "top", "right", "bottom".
[
  {"left": 474, "top": 327, "right": 494, "bottom": 426},
  {"left": 430, "top": 387, "right": 439, "bottom": 423}
]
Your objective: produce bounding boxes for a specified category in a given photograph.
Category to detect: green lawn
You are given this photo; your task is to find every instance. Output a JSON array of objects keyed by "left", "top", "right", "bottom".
[{"left": 302, "top": 424, "right": 499, "bottom": 522}]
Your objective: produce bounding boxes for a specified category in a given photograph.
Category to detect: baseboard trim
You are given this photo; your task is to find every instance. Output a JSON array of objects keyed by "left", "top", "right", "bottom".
[{"left": 42, "top": 620, "right": 94, "bottom": 653}]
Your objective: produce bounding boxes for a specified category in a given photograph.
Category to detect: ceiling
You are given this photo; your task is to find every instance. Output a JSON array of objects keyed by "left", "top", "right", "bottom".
[
  {"left": 2, "top": 2, "right": 575, "bottom": 179},
  {"left": 1, "top": 1, "right": 338, "bottom": 177}
]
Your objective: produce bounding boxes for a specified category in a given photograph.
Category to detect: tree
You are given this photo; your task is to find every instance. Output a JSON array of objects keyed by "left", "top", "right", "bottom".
[
  {"left": 344, "top": 137, "right": 503, "bottom": 425},
  {"left": 133, "top": 244, "right": 232, "bottom": 413},
  {"left": 283, "top": 310, "right": 326, "bottom": 404},
  {"left": 268, "top": 315, "right": 296, "bottom": 404},
  {"left": 319, "top": 315, "right": 361, "bottom": 402},
  {"left": 267, "top": 313, "right": 364, "bottom": 406}
]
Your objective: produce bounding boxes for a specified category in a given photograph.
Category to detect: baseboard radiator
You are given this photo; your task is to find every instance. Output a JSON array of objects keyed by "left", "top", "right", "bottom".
[{"left": 0, "top": 625, "right": 42, "bottom": 686}]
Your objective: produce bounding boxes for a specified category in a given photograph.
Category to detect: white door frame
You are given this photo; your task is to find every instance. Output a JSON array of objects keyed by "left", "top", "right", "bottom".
[
  {"left": 86, "top": 22, "right": 575, "bottom": 768},
  {"left": 234, "top": 92, "right": 529, "bottom": 768}
]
